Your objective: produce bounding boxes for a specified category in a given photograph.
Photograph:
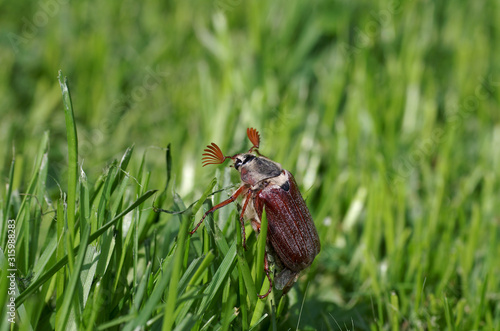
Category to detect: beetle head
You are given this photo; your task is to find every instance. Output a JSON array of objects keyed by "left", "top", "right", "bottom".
[
  {"left": 201, "top": 128, "right": 282, "bottom": 185},
  {"left": 201, "top": 128, "right": 260, "bottom": 167}
]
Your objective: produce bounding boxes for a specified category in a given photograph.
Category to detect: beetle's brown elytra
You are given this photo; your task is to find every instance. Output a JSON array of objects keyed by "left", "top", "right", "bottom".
[{"left": 192, "top": 128, "right": 320, "bottom": 299}]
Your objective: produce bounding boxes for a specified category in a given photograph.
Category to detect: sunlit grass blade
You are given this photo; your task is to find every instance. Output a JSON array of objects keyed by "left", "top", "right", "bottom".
[
  {"left": 111, "top": 146, "right": 134, "bottom": 192},
  {"left": 133, "top": 261, "right": 152, "bottom": 311},
  {"left": 58, "top": 71, "right": 78, "bottom": 255},
  {"left": 163, "top": 193, "right": 191, "bottom": 331},
  {"left": 443, "top": 294, "right": 455, "bottom": 331},
  {"left": 0, "top": 249, "right": 14, "bottom": 330},
  {"left": 254, "top": 207, "right": 268, "bottom": 297},
  {"left": 187, "top": 251, "right": 215, "bottom": 289},
  {"left": 14, "top": 131, "right": 49, "bottom": 273},
  {"left": 175, "top": 252, "right": 215, "bottom": 324},
  {"left": 474, "top": 272, "right": 489, "bottom": 330},
  {"left": 121, "top": 255, "right": 174, "bottom": 331},
  {"left": 55, "top": 223, "right": 90, "bottom": 330},
  {"left": 16, "top": 189, "right": 157, "bottom": 307},
  {"left": 89, "top": 189, "right": 156, "bottom": 242},
  {"left": 94, "top": 166, "right": 117, "bottom": 277},
  {"left": 176, "top": 255, "right": 205, "bottom": 299},
  {"left": 235, "top": 228, "right": 257, "bottom": 305},
  {"left": 196, "top": 241, "right": 237, "bottom": 316},
  {"left": 250, "top": 289, "right": 268, "bottom": 328},
  {"left": 79, "top": 169, "right": 97, "bottom": 311},
  {"left": 112, "top": 176, "right": 131, "bottom": 291},
  {"left": 0, "top": 155, "right": 15, "bottom": 246},
  {"left": 173, "top": 312, "right": 197, "bottom": 331},
  {"left": 192, "top": 178, "right": 218, "bottom": 216},
  {"left": 31, "top": 236, "right": 56, "bottom": 283},
  {"left": 85, "top": 279, "right": 103, "bottom": 331},
  {"left": 389, "top": 291, "right": 400, "bottom": 331},
  {"left": 249, "top": 208, "right": 270, "bottom": 327},
  {"left": 55, "top": 196, "right": 65, "bottom": 328},
  {"left": 248, "top": 313, "right": 269, "bottom": 331},
  {"left": 234, "top": 218, "right": 252, "bottom": 330}
]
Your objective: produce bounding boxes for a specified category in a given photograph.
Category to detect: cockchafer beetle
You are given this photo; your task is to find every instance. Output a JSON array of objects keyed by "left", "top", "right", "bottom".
[{"left": 191, "top": 128, "right": 320, "bottom": 298}]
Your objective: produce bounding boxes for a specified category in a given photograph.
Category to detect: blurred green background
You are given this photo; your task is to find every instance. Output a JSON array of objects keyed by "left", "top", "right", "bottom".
[{"left": 1, "top": 0, "right": 500, "bottom": 329}]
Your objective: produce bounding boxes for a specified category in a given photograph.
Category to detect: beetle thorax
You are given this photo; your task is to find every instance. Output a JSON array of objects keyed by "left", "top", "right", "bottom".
[{"left": 233, "top": 153, "right": 282, "bottom": 186}]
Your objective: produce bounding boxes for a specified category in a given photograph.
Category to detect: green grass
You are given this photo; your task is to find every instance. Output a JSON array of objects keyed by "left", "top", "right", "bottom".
[{"left": 1, "top": 0, "right": 500, "bottom": 329}]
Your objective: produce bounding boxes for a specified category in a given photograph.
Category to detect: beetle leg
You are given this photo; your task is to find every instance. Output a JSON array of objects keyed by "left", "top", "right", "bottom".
[
  {"left": 258, "top": 253, "right": 273, "bottom": 299},
  {"left": 239, "top": 194, "right": 252, "bottom": 250},
  {"left": 190, "top": 184, "right": 248, "bottom": 235},
  {"left": 251, "top": 219, "right": 261, "bottom": 233}
]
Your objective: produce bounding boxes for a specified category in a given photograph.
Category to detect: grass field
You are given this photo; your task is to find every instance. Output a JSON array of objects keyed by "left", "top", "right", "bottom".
[{"left": 1, "top": 0, "right": 500, "bottom": 329}]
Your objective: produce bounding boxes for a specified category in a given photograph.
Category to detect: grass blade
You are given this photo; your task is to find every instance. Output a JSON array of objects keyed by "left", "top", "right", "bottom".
[
  {"left": 196, "top": 241, "right": 237, "bottom": 316},
  {"left": 55, "top": 223, "right": 90, "bottom": 330},
  {"left": 58, "top": 71, "right": 78, "bottom": 255},
  {"left": 121, "top": 255, "right": 174, "bottom": 331},
  {"left": 163, "top": 192, "right": 193, "bottom": 331},
  {"left": 0, "top": 155, "right": 15, "bottom": 246},
  {"left": 254, "top": 207, "right": 268, "bottom": 297},
  {"left": 16, "top": 189, "right": 157, "bottom": 306}
]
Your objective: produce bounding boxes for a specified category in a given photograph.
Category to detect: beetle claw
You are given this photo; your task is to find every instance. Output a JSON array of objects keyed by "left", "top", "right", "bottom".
[{"left": 257, "top": 267, "right": 273, "bottom": 299}]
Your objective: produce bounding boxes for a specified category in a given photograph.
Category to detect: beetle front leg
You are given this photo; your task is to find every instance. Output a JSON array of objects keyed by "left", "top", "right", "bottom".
[
  {"left": 258, "top": 252, "right": 273, "bottom": 299},
  {"left": 190, "top": 184, "right": 249, "bottom": 235},
  {"left": 239, "top": 195, "right": 252, "bottom": 250}
]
